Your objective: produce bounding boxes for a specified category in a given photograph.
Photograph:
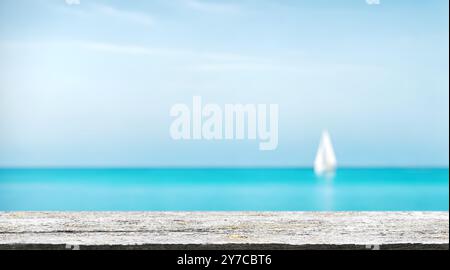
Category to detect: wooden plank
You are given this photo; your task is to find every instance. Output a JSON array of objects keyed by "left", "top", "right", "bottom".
[{"left": 0, "top": 212, "right": 448, "bottom": 250}]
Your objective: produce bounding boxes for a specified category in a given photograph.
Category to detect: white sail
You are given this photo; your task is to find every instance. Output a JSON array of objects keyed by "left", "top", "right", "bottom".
[{"left": 314, "top": 130, "right": 337, "bottom": 175}]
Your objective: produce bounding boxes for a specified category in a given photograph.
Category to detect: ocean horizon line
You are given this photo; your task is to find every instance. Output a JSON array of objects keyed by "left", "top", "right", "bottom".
[{"left": 0, "top": 166, "right": 448, "bottom": 170}]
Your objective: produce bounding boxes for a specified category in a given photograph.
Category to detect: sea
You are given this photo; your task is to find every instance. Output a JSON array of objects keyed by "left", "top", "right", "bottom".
[{"left": 0, "top": 168, "right": 448, "bottom": 211}]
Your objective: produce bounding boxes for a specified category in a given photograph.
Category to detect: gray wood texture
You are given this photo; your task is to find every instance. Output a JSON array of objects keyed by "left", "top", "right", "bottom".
[{"left": 0, "top": 212, "right": 448, "bottom": 250}]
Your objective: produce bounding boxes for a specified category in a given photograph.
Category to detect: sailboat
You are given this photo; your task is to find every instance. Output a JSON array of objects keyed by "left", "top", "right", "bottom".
[{"left": 314, "top": 130, "right": 337, "bottom": 175}]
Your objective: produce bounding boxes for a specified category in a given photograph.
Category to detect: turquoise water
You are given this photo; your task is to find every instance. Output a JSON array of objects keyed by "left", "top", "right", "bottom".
[{"left": 0, "top": 168, "right": 448, "bottom": 211}]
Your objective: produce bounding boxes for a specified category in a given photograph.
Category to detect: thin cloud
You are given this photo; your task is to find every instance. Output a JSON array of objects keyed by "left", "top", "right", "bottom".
[
  {"left": 191, "top": 63, "right": 299, "bottom": 72},
  {"left": 55, "top": 2, "right": 154, "bottom": 27},
  {"left": 0, "top": 41, "right": 165, "bottom": 55},
  {"left": 0, "top": 40, "right": 249, "bottom": 62},
  {"left": 73, "top": 41, "right": 258, "bottom": 64},
  {"left": 77, "top": 41, "right": 160, "bottom": 55},
  {"left": 2, "top": 41, "right": 377, "bottom": 73},
  {"left": 1, "top": 40, "right": 299, "bottom": 72},
  {"left": 92, "top": 3, "right": 154, "bottom": 27},
  {"left": 183, "top": 0, "right": 241, "bottom": 14}
]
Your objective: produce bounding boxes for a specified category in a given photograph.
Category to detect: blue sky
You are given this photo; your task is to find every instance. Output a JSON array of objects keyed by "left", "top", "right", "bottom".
[{"left": 0, "top": 0, "right": 448, "bottom": 167}]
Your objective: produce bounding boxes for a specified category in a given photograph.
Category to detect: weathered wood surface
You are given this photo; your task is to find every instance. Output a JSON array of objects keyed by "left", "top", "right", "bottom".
[{"left": 0, "top": 212, "right": 448, "bottom": 250}]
